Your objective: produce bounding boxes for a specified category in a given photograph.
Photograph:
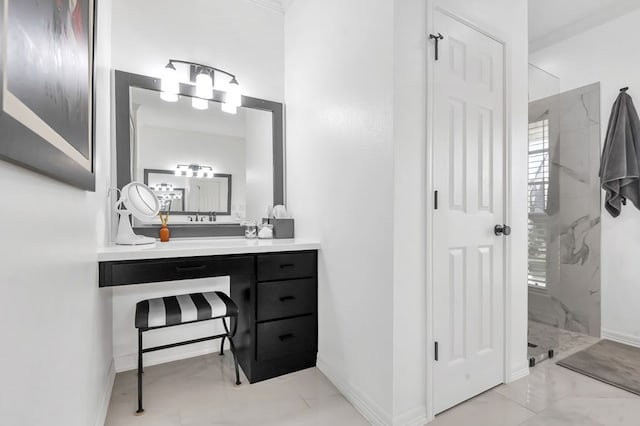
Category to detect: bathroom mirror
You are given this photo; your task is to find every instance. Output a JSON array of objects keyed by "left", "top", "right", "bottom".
[{"left": 115, "top": 70, "right": 284, "bottom": 237}]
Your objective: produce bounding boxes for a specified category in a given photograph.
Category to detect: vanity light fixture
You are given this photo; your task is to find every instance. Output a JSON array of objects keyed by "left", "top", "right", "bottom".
[
  {"left": 153, "top": 183, "right": 174, "bottom": 192},
  {"left": 160, "top": 59, "right": 242, "bottom": 114},
  {"left": 160, "top": 193, "right": 182, "bottom": 200},
  {"left": 174, "top": 164, "right": 215, "bottom": 178}
]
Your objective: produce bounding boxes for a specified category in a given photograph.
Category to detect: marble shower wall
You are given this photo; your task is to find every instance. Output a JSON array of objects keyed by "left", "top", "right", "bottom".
[{"left": 528, "top": 83, "right": 601, "bottom": 338}]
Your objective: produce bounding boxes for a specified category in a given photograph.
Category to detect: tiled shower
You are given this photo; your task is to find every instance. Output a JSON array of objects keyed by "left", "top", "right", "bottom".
[{"left": 527, "top": 82, "right": 602, "bottom": 364}]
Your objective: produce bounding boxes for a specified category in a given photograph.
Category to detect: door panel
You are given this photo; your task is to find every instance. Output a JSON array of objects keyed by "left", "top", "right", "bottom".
[{"left": 433, "top": 10, "right": 506, "bottom": 414}]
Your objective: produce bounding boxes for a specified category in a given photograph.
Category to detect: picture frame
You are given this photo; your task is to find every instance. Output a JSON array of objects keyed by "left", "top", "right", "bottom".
[{"left": 0, "top": 0, "right": 97, "bottom": 191}]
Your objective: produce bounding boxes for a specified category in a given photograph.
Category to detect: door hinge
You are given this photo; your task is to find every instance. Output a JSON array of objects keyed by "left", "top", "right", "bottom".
[
  {"left": 435, "top": 341, "right": 439, "bottom": 361},
  {"left": 434, "top": 190, "right": 438, "bottom": 210}
]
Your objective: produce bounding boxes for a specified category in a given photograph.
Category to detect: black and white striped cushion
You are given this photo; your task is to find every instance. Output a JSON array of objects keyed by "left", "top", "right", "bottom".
[{"left": 135, "top": 291, "right": 237, "bottom": 329}]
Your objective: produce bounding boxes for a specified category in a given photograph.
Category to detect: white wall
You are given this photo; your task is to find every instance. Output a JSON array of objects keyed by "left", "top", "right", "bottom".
[
  {"left": 529, "top": 63, "right": 560, "bottom": 101},
  {"left": 392, "top": 0, "right": 428, "bottom": 423},
  {"left": 530, "top": 8, "right": 640, "bottom": 346},
  {"left": 285, "top": 0, "right": 395, "bottom": 423},
  {"left": 110, "top": 0, "right": 284, "bottom": 370},
  {"left": 0, "top": 1, "right": 114, "bottom": 425}
]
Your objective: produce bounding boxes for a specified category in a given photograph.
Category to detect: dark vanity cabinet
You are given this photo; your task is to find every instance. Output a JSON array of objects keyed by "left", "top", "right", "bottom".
[
  {"left": 249, "top": 252, "right": 318, "bottom": 382},
  {"left": 99, "top": 249, "right": 318, "bottom": 383}
]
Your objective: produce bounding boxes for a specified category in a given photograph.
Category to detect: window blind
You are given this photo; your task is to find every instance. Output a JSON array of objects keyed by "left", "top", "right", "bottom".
[{"left": 528, "top": 119, "right": 549, "bottom": 288}]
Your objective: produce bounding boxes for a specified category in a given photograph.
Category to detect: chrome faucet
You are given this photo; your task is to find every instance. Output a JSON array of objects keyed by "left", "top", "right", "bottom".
[{"left": 209, "top": 211, "right": 216, "bottom": 222}]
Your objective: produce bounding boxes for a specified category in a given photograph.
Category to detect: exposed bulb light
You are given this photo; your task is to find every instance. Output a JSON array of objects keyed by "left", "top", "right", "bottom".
[
  {"left": 174, "top": 165, "right": 189, "bottom": 176},
  {"left": 192, "top": 71, "right": 213, "bottom": 110},
  {"left": 160, "top": 62, "right": 179, "bottom": 102},
  {"left": 153, "top": 183, "right": 174, "bottom": 192},
  {"left": 225, "top": 77, "right": 242, "bottom": 107},
  {"left": 192, "top": 97, "right": 208, "bottom": 110},
  {"left": 174, "top": 164, "right": 215, "bottom": 178},
  {"left": 195, "top": 72, "right": 213, "bottom": 99},
  {"left": 160, "top": 60, "right": 242, "bottom": 113},
  {"left": 221, "top": 102, "right": 237, "bottom": 114},
  {"left": 159, "top": 192, "right": 182, "bottom": 201},
  {"left": 201, "top": 166, "right": 214, "bottom": 178}
]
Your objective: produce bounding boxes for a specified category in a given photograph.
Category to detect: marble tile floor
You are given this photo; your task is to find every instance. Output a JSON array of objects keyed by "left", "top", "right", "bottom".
[
  {"left": 528, "top": 320, "right": 600, "bottom": 365},
  {"left": 107, "top": 336, "right": 638, "bottom": 426},
  {"left": 432, "top": 337, "right": 640, "bottom": 426},
  {"left": 105, "top": 353, "right": 368, "bottom": 426}
]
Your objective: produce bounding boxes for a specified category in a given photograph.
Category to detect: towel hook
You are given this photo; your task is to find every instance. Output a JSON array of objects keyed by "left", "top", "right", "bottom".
[{"left": 621, "top": 87, "right": 629, "bottom": 92}]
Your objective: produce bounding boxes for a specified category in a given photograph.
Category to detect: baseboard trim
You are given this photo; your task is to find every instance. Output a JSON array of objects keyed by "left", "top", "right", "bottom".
[
  {"left": 317, "top": 357, "right": 392, "bottom": 425},
  {"left": 393, "top": 405, "right": 427, "bottom": 426},
  {"left": 507, "top": 365, "right": 529, "bottom": 383},
  {"left": 115, "top": 342, "right": 226, "bottom": 372},
  {"left": 95, "top": 360, "right": 116, "bottom": 426},
  {"left": 602, "top": 329, "right": 640, "bottom": 348}
]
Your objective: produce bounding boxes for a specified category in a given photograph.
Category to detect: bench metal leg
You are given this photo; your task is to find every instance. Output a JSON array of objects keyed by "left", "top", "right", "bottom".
[
  {"left": 136, "top": 329, "right": 144, "bottom": 415},
  {"left": 219, "top": 336, "right": 226, "bottom": 356},
  {"left": 222, "top": 317, "right": 241, "bottom": 385}
]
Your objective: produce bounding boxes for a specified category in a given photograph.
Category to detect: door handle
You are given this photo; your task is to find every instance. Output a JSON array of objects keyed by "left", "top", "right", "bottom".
[
  {"left": 494, "top": 225, "right": 511, "bottom": 236},
  {"left": 279, "top": 296, "right": 296, "bottom": 302}
]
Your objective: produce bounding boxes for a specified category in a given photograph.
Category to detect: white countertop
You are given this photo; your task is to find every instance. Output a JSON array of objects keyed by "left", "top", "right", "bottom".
[{"left": 97, "top": 238, "right": 321, "bottom": 262}]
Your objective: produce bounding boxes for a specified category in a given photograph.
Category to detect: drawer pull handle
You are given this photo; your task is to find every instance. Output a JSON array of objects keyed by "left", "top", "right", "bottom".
[
  {"left": 279, "top": 263, "right": 295, "bottom": 269},
  {"left": 279, "top": 296, "right": 296, "bottom": 302},
  {"left": 279, "top": 333, "right": 295, "bottom": 341},
  {"left": 176, "top": 265, "right": 206, "bottom": 272}
]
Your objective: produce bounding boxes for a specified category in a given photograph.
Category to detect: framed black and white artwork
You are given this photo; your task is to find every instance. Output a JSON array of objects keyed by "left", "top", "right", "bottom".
[{"left": 0, "top": 0, "right": 96, "bottom": 191}]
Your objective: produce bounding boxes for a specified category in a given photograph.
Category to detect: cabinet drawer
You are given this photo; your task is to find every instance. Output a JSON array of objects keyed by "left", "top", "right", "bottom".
[
  {"left": 257, "top": 252, "right": 316, "bottom": 282},
  {"left": 101, "top": 256, "right": 253, "bottom": 286},
  {"left": 257, "top": 279, "right": 316, "bottom": 321},
  {"left": 257, "top": 316, "right": 317, "bottom": 361}
]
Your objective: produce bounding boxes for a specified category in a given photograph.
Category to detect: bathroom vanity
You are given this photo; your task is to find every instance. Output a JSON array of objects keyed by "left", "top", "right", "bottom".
[
  {"left": 105, "top": 67, "right": 311, "bottom": 383},
  {"left": 98, "top": 238, "right": 320, "bottom": 383}
]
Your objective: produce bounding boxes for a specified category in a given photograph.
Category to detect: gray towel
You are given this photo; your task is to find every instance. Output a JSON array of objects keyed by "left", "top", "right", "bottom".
[{"left": 599, "top": 89, "right": 640, "bottom": 217}]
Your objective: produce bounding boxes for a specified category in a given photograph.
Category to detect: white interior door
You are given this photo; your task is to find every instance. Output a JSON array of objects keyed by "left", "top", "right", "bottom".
[{"left": 432, "top": 10, "right": 506, "bottom": 414}]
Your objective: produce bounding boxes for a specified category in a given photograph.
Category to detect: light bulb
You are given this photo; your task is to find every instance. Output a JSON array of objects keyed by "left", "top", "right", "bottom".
[
  {"left": 195, "top": 72, "right": 213, "bottom": 99},
  {"left": 192, "top": 97, "right": 208, "bottom": 110},
  {"left": 175, "top": 165, "right": 187, "bottom": 176},
  {"left": 226, "top": 77, "right": 242, "bottom": 107},
  {"left": 221, "top": 102, "right": 237, "bottom": 114},
  {"left": 161, "top": 92, "right": 178, "bottom": 102},
  {"left": 161, "top": 62, "right": 179, "bottom": 102}
]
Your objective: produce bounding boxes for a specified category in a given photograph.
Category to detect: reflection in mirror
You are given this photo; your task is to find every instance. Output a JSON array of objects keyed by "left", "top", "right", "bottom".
[
  {"left": 129, "top": 87, "right": 274, "bottom": 225},
  {"left": 144, "top": 168, "right": 231, "bottom": 214}
]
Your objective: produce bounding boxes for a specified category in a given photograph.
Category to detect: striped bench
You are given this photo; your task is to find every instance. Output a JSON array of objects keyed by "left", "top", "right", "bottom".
[{"left": 134, "top": 291, "right": 240, "bottom": 415}]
